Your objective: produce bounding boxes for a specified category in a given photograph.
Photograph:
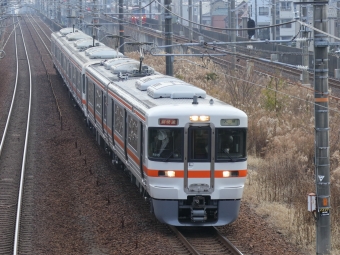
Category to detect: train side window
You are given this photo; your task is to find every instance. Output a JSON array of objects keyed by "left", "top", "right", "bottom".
[
  {"left": 95, "top": 87, "right": 102, "bottom": 118},
  {"left": 68, "top": 61, "right": 71, "bottom": 78},
  {"left": 73, "top": 65, "right": 76, "bottom": 84},
  {"left": 148, "top": 128, "right": 183, "bottom": 161},
  {"left": 111, "top": 99, "right": 115, "bottom": 139},
  {"left": 88, "top": 81, "right": 94, "bottom": 108},
  {"left": 103, "top": 95, "right": 107, "bottom": 122},
  {"left": 114, "top": 104, "right": 124, "bottom": 137},
  {"left": 77, "top": 71, "right": 81, "bottom": 91},
  {"left": 188, "top": 127, "right": 211, "bottom": 162},
  {"left": 127, "top": 114, "right": 138, "bottom": 151},
  {"left": 76, "top": 70, "right": 78, "bottom": 89}
]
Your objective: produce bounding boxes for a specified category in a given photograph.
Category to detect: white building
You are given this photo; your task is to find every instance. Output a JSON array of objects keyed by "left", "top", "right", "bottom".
[
  {"left": 248, "top": 0, "right": 337, "bottom": 44},
  {"left": 247, "top": 0, "right": 299, "bottom": 40}
]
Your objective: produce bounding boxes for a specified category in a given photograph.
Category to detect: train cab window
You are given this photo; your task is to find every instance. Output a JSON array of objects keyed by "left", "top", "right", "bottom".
[
  {"left": 188, "top": 127, "right": 211, "bottom": 162},
  {"left": 215, "top": 128, "right": 247, "bottom": 161},
  {"left": 148, "top": 128, "right": 183, "bottom": 161}
]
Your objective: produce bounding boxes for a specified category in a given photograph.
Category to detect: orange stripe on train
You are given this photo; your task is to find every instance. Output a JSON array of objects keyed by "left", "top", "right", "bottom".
[{"left": 143, "top": 168, "right": 247, "bottom": 178}]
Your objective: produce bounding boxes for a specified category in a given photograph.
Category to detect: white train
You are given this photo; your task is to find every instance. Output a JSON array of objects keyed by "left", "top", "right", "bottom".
[{"left": 51, "top": 28, "right": 248, "bottom": 226}]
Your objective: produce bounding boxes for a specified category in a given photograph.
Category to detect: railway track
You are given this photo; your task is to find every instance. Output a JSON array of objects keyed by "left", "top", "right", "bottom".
[
  {"left": 169, "top": 226, "right": 244, "bottom": 255},
  {"left": 0, "top": 17, "right": 32, "bottom": 255}
]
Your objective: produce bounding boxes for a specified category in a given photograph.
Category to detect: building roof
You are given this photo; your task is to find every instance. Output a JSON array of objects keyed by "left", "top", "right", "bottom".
[{"left": 212, "top": 8, "right": 228, "bottom": 16}]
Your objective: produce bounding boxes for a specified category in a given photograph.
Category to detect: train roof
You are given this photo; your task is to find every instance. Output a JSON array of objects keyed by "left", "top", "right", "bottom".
[
  {"left": 60, "top": 27, "right": 80, "bottom": 36},
  {"left": 74, "top": 38, "right": 105, "bottom": 50},
  {"left": 52, "top": 29, "right": 246, "bottom": 122},
  {"left": 66, "top": 32, "right": 92, "bottom": 41},
  {"left": 52, "top": 31, "right": 125, "bottom": 70},
  {"left": 86, "top": 61, "right": 245, "bottom": 118}
]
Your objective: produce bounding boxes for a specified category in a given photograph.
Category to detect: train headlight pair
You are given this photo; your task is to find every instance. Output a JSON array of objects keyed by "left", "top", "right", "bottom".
[
  {"left": 158, "top": 170, "right": 176, "bottom": 177},
  {"left": 222, "top": 171, "right": 239, "bottom": 177},
  {"left": 190, "top": 115, "right": 210, "bottom": 122}
]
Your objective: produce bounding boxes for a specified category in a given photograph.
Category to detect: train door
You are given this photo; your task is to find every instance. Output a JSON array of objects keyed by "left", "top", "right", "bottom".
[
  {"left": 82, "top": 74, "right": 86, "bottom": 113},
  {"left": 139, "top": 122, "right": 144, "bottom": 179},
  {"left": 184, "top": 124, "right": 215, "bottom": 192},
  {"left": 103, "top": 94, "right": 107, "bottom": 132},
  {"left": 111, "top": 98, "right": 115, "bottom": 145},
  {"left": 124, "top": 109, "right": 127, "bottom": 160},
  {"left": 85, "top": 77, "right": 89, "bottom": 115}
]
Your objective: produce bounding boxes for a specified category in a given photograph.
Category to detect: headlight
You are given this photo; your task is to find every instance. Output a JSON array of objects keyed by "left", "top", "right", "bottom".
[
  {"left": 223, "top": 171, "right": 239, "bottom": 177},
  {"left": 190, "top": 115, "right": 210, "bottom": 122},
  {"left": 158, "top": 170, "right": 176, "bottom": 177}
]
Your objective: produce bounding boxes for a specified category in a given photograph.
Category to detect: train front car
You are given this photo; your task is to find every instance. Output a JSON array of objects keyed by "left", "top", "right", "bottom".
[{"left": 145, "top": 89, "right": 247, "bottom": 226}]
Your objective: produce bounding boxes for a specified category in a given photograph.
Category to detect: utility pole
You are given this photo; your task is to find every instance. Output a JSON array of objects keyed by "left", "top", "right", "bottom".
[
  {"left": 188, "top": 0, "right": 193, "bottom": 41},
  {"left": 164, "top": 0, "right": 173, "bottom": 76},
  {"left": 78, "top": 0, "right": 84, "bottom": 30},
  {"left": 158, "top": 0, "right": 162, "bottom": 30},
  {"left": 313, "top": 0, "right": 331, "bottom": 253},
  {"left": 228, "top": 1, "right": 231, "bottom": 37},
  {"left": 180, "top": 0, "right": 183, "bottom": 35},
  {"left": 231, "top": 0, "right": 236, "bottom": 68},
  {"left": 199, "top": 1, "right": 202, "bottom": 33},
  {"left": 119, "top": 0, "right": 124, "bottom": 54},
  {"left": 57, "top": 0, "right": 61, "bottom": 24},
  {"left": 271, "top": 0, "right": 277, "bottom": 51},
  {"left": 53, "top": 0, "right": 56, "bottom": 21},
  {"left": 92, "top": 0, "right": 99, "bottom": 44},
  {"left": 67, "top": 0, "right": 72, "bottom": 27},
  {"left": 139, "top": 0, "right": 142, "bottom": 28},
  {"left": 337, "top": 0, "right": 340, "bottom": 73},
  {"left": 301, "top": 0, "right": 309, "bottom": 85},
  {"left": 255, "top": 0, "right": 257, "bottom": 39}
]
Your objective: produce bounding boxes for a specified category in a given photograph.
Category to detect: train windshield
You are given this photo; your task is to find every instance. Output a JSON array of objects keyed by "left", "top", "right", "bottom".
[
  {"left": 215, "top": 128, "right": 247, "bottom": 161},
  {"left": 148, "top": 128, "right": 183, "bottom": 161}
]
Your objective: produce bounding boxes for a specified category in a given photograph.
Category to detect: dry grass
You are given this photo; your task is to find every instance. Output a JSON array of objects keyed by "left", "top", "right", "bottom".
[{"left": 127, "top": 52, "right": 340, "bottom": 254}]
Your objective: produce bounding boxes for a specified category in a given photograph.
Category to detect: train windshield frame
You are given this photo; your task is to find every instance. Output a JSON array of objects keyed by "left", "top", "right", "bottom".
[
  {"left": 148, "top": 128, "right": 184, "bottom": 162},
  {"left": 215, "top": 128, "right": 247, "bottom": 162}
]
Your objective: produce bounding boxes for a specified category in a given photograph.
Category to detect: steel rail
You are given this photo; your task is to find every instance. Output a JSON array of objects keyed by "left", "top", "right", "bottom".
[
  {"left": 28, "top": 14, "right": 52, "bottom": 43},
  {"left": 26, "top": 15, "right": 51, "bottom": 55},
  {"left": 0, "top": 18, "right": 20, "bottom": 157},
  {"left": 213, "top": 227, "right": 244, "bottom": 255},
  {"left": 168, "top": 226, "right": 200, "bottom": 255},
  {"left": 169, "top": 226, "right": 244, "bottom": 255},
  {"left": 13, "top": 17, "right": 33, "bottom": 255}
]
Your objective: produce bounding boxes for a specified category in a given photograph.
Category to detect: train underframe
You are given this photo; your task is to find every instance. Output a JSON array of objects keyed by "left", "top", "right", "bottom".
[{"left": 152, "top": 197, "right": 241, "bottom": 226}]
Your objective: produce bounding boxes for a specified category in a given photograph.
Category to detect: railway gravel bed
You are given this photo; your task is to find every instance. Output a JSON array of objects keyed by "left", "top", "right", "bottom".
[{"left": 0, "top": 15, "right": 307, "bottom": 254}]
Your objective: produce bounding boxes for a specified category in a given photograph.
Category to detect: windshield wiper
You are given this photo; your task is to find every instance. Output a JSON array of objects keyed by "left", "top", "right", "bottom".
[
  {"left": 224, "top": 150, "right": 236, "bottom": 162},
  {"left": 163, "top": 151, "right": 173, "bottom": 162}
]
